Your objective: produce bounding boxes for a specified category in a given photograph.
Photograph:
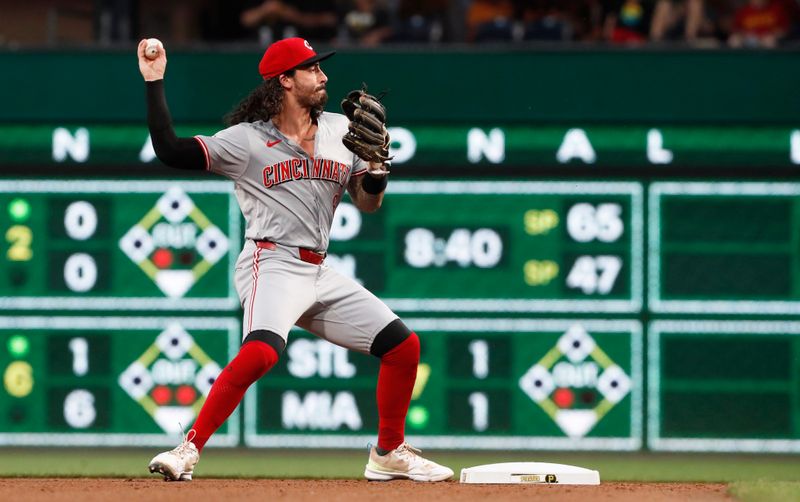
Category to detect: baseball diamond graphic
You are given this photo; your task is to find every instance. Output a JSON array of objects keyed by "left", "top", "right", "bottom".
[
  {"left": 518, "top": 325, "right": 631, "bottom": 438},
  {"left": 119, "top": 186, "right": 229, "bottom": 298},
  {"left": 118, "top": 323, "right": 222, "bottom": 434}
]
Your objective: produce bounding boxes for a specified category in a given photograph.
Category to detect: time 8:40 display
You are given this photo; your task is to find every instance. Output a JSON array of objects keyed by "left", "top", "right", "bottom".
[
  {"left": 0, "top": 180, "right": 239, "bottom": 311},
  {"left": 244, "top": 319, "right": 642, "bottom": 450},
  {"left": 327, "top": 181, "right": 643, "bottom": 313}
]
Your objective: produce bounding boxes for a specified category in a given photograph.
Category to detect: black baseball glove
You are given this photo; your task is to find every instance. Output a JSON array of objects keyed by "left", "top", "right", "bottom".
[{"left": 341, "top": 86, "right": 392, "bottom": 171}]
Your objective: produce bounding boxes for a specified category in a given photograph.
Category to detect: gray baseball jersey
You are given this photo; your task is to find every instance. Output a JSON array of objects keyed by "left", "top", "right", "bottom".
[
  {"left": 195, "top": 112, "right": 397, "bottom": 351},
  {"left": 196, "top": 112, "right": 366, "bottom": 252}
]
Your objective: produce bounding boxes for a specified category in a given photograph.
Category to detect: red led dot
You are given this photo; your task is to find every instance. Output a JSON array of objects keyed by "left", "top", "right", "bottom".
[
  {"left": 553, "top": 388, "right": 575, "bottom": 409},
  {"left": 179, "top": 252, "right": 194, "bottom": 265},
  {"left": 152, "top": 248, "right": 174, "bottom": 268},
  {"left": 176, "top": 385, "right": 197, "bottom": 405},
  {"left": 151, "top": 385, "right": 172, "bottom": 405}
]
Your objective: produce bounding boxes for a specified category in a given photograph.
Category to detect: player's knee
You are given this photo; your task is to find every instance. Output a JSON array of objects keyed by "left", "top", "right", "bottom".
[
  {"left": 238, "top": 330, "right": 284, "bottom": 376},
  {"left": 224, "top": 336, "right": 281, "bottom": 387},
  {"left": 243, "top": 329, "right": 286, "bottom": 355},
  {"left": 370, "top": 319, "right": 412, "bottom": 357},
  {"left": 371, "top": 319, "right": 418, "bottom": 364},
  {"left": 380, "top": 332, "right": 419, "bottom": 366}
]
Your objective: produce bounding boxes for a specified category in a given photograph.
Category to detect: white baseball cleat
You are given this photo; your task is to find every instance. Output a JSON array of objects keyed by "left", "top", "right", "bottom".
[
  {"left": 148, "top": 430, "right": 200, "bottom": 481},
  {"left": 364, "top": 442, "right": 454, "bottom": 482}
]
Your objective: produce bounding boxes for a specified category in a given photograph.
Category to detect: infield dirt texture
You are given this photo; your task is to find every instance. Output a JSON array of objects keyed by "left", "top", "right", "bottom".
[{"left": 0, "top": 479, "right": 731, "bottom": 501}]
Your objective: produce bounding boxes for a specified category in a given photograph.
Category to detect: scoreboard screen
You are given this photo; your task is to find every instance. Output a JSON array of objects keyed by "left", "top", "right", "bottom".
[
  {"left": 245, "top": 319, "right": 642, "bottom": 451},
  {"left": 649, "top": 321, "right": 800, "bottom": 453},
  {"left": 329, "top": 181, "right": 643, "bottom": 313},
  {"left": 650, "top": 182, "right": 800, "bottom": 314},
  {"left": 0, "top": 180, "right": 239, "bottom": 311},
  {"left": 0, "top": 316, "right": 239, "bottom": 446}
]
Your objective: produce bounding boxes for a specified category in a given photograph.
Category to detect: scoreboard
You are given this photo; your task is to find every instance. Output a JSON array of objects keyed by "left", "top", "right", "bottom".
[
  {"left": 0, "top": 316, "right": 239, "bottom": 446},
  {"left": 649, "top": 321, "right": 800, "bottom": 453},
  {"left": 328, "top": 181, "right": 643, "bottom": 313},
  {"left": 650, "top": 182, "right": 800, "bottom": 314},
  {"left": 245, "top": 319, "right": 642, "bottom": 451},
  {"left": 0, "top": 180, "right": 239, "bottom": 311},
  {"left": 0, "top": 178, "right": 798, "bottom": 452}
]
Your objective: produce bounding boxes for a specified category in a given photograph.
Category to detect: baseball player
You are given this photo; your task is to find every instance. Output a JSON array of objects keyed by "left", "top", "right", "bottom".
[{"left": 137, "top": 37, "right": 453, "bottom": 482}]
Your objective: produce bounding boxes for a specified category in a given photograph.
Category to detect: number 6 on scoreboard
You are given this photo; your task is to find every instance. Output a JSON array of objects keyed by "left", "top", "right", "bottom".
[{"left": 63, "top": 389, "right": 96, "bottom": 429}]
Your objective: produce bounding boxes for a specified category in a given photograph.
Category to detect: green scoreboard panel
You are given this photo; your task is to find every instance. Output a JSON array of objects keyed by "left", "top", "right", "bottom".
[
  {"left": 0, "top": 180, "right": 240, "bottom": 311},
  {"left": 650, "top": 182, "right": 800, "bottom": 315},
  {"left": 0, "top": 316, "right": 239, "bottom": 446},
  {"left": 328, "top": 181, "right": 643, "bottom": 313},
  {"left": 2, "top": 178, "right": 799, "bottom": 451},
  {"left": 245, "top": 319, "right": 642, "bottom": 450},
  {"left": 648, "top": 321, "right": 800, "bottom": 453}
]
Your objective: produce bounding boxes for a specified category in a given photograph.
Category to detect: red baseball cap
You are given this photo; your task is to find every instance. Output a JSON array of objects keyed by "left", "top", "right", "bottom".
[{"left": 258, "top": 38, "right": 335, "bottom": 80}]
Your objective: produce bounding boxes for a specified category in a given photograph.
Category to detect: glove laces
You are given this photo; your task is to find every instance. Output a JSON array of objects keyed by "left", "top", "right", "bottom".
[{"left": 359, "top": 82, "right": 389, "bottom": 102}]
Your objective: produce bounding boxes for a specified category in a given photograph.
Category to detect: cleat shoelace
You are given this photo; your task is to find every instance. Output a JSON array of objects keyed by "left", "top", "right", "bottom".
[
  {"left": 394, "top": 443, "right": 423, "bottom": 461},
  {"left": 170, "top": 429, "right": 197, "bottom": 459}
]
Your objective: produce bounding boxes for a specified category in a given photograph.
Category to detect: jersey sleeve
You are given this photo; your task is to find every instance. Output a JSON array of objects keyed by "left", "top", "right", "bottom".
[
  {"left": 351, "top": 153, "right": 369, "bottom": 176},
  {"left": 194, "top": 124, "right": 251, "bottom": 180},
  {"left": 330, "top": 111, "right": 369, "bottom": 176}
]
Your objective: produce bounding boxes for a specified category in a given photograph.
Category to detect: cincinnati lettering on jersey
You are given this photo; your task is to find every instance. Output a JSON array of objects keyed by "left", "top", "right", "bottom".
[{"left": 262, "top": 158, "right": 351, "bottom": 188}]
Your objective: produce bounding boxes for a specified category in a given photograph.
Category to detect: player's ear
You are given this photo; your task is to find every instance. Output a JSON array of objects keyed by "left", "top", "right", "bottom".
[{"left": 278, "top": 73, "right": 293, "bottom": 90}]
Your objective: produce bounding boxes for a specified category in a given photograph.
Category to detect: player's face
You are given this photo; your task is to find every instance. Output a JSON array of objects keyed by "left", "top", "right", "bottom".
[{"left": 293, "top": 63, "right": 328, "bottom": 109}]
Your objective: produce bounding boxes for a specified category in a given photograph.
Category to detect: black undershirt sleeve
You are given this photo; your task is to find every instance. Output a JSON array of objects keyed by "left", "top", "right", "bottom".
[
  {"left": 146, "top": 80, "right": 206, "bottom": 170},
  {"left": 361, "top": 172, "right": 388, "bottom": 194}
]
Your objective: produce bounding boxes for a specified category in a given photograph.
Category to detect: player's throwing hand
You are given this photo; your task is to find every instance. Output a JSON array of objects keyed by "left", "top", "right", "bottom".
[{"left": 137, "top": 38, "right": 167, "bottom": 82}]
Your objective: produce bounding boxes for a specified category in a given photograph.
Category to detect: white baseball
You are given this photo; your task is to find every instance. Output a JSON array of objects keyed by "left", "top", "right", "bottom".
[{"left": 145, "top": 38, "right": 163, "bottom": 60}]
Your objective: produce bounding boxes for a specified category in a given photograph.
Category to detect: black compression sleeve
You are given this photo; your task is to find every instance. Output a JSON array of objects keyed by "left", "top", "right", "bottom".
[
  {"left": 146, "top": 80, "right": 206, "bottom": 170},
  {"left": 361, "top": 172, "right": 388, "bottom": 194}
]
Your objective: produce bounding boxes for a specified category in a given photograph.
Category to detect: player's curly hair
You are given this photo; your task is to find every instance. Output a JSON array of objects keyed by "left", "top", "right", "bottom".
[{"left": 225, "top": 71, "right": 323, "bottom": 126}]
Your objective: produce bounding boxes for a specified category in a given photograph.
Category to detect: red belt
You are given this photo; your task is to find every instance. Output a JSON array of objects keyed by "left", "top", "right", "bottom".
[{"left": 254, "top": 240, "right": 325, "bottom": 265}]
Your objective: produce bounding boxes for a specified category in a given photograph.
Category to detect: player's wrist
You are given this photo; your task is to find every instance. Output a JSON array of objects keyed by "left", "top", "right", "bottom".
[
  {"left": 362, "top": 171, "right": 388, "bottom": 194},
  {"left": 366, "top": 160, "right": 390, "bottom": 177}
]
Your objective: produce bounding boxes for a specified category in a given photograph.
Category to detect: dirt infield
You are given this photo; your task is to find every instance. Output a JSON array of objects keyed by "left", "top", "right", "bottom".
[{"left": 0, "top": 478, "right": 733, "bottom": 501}]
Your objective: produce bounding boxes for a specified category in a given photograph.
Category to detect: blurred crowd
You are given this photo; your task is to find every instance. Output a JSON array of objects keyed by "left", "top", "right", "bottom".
[
  {"left": 222, "top": 0, "right": 800, "bottom": 48},
  {"left": 1, "top": 0, "right": 800, "bottom": 48}
]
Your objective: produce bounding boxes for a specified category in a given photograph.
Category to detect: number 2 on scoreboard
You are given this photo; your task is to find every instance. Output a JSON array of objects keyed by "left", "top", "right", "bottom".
[{"left": 5, "top": 225, "right": 33, "bottom": 261}]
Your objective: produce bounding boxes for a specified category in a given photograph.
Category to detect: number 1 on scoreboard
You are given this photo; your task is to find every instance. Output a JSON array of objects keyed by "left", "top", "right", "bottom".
[{"left": 68, "top": 337, "right": 89, "bottom": 376}]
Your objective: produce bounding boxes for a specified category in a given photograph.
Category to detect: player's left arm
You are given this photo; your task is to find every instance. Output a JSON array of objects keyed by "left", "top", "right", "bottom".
[{"left": 347, "top": 164, "right": 387, "bottom": 213}]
